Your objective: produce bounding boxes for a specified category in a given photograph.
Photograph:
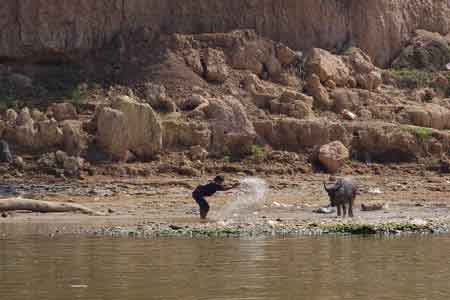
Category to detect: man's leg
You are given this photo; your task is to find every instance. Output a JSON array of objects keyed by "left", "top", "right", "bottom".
[
  {"left": 199, "top": 201, "right": 210, "bottom": 219},
  {"left": 193, "top": 192, "right": 210, "bottom": 219}
]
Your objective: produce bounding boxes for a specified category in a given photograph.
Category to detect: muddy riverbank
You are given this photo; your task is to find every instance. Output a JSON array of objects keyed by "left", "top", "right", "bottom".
[{"left": 1, "top": 170, "right": 450, "bottom": 237}]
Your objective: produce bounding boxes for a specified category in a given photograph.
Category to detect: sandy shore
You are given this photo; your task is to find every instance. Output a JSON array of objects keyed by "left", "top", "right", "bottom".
[{"left": 1, "top": 171, "right": 450, "bottom": 237}]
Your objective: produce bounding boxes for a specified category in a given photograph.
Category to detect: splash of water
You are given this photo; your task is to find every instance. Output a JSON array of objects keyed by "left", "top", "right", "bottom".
[{"left": 215, "top": 177, "right": 267, "bottom": 221}]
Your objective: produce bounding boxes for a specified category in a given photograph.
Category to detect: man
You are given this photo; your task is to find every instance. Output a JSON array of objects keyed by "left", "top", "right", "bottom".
[{"left": 192, "top": 175, "right": 239, "bottom": 219}]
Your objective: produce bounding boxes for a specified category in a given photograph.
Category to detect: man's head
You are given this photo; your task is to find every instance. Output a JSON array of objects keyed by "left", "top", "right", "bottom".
[{"left": 213, "top": 175, "right": 225, "bottom": 184}]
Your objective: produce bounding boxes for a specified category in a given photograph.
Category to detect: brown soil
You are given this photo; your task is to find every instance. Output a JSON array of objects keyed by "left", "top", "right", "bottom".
[{"left": 1, "top": 165, "right": 450, "bottom": 236}]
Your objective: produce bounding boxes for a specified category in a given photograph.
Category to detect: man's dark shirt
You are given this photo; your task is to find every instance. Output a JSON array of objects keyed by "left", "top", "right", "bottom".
[{"left": 195, "top": 182, "right": 226, "bottom": 197}]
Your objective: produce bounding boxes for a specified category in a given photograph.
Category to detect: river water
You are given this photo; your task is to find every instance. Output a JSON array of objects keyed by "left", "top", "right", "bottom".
[{"left": 1, "top": 233, "right": 450, "bottom": 300}]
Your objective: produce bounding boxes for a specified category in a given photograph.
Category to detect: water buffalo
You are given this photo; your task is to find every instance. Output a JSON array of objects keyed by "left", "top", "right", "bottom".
[{"left": 323, "top": 178, "right": 357, "bottom": 217}]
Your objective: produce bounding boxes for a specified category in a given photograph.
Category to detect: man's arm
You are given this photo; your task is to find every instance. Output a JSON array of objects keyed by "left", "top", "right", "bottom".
[{"left": 223, "top": 182, "right": 240, "bottom": 191}]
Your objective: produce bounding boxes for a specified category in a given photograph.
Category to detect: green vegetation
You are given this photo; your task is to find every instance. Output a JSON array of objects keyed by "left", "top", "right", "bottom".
[
  {"left": 0, "top": 95, "right": 20, "bottom": 112},
  {"left": 68, "top": 86, "right": 88, "bottom": 111},
  {"left": 401, "top": 125, "right": 434, "bottom": 140},
  {"left": 390, "top": 68, "right": 450, "bottom": 96},
  {"left": 390, "top": 68, "right": 435, "bottom": 89},
  {"left": 251, "top": 145, "right": 268, "bottom": 162}
]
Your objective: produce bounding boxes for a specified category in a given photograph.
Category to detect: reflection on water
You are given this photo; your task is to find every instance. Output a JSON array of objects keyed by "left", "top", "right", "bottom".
[{"left": 0, "top": 231, "right": 450, "bottom": 300}]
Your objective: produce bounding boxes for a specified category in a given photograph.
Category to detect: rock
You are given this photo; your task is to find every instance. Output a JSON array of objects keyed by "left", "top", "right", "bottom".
[
  {"left": 392, "top": 30, "right": 450, "bottom": 71},
  {"left": 180, "top": 94, "right": 209, "bottom": 111},
  {"left": 349, "top": 122, "right": 423, "bottom": 163},
  {"left": 176, "top": 165, "right": 200, "bottom": 177},
  {"left": 96, "top": 95, "right": 162, "bottom": 160},
  {"left": 264, "top": 55, "right": 283, "bottom": 79},
  {"left": 189, "top": 145, "right": 209, "bottom": 161},
  {"left": 254, "top": 118, "right": 348, "bottom": 152},
  {"left": 0, "top": 120, "right": 6, "bottom": 138},
  {"left": 202, "top": 48, "right": 229, "bottom": 83},
  {"left": 31, "top": 109, "right": 47, "bottom": 122},
  {"left": 55, "top": 150, "right": 68, "bottom": 165},
  {"left": 358, "top": 109, "right": 373, "bottom": 121},
  {"left": 143, "top": 82, "right": 177, "bottom": 113},
  {"left": 243, "top": 73, "right": 282, "bottom": 109},
  {"left": 433, "top": 74, "right": 450, "bottom": 97},
  {"left": 5, "top": 109, "right": 17, "bottom": 125},
  {"left": 305, "top": 74, "right": 332, "bottom": 109},
  {"left": 55, "top": 150, "right": 84, "bottom": 176},
  {"left": 399, "top": 104, "right": 450, "bottom": 130},
  {"left": 305, "top": 48, "right": 350, "bottom": 86},
  {"left": 269, "top": 91, "right": 314, "bottom": 119},
  {"left": 47, "top": 103, "right": 78, "bottom": 121},
  {"left": 342, "top": 110, "right": 357, "bottom": 120},
  {"left": 183, "top": 48, "right": 204, "bottom": 75},
  {"left": 16, "top": 107, "right": 32, "bottom": 126},
  {"left": 313, "top": 207, "right": 336, "bottom": 214},
  {"left": 8, "top": 114, "right": 65, "bottom": 150},
  {"left": 2, "top": 2, "right": 450, "bottom": 68},
  {"left": 38, "top": 153, "right": 57, "bottom": 168},
  {"left": 343, "top": 47, "right": 376, "bottom": 74},
  {"left": 10, "top": 114, "right": 36, "bottom": 148},
  {"left": 162, "top": 120, "right": 211, "bottom": 151},
  {"left": 35, "top": 119, "right": 64, "bottom": 148},
  {"left": 206, "top": 96, "right": 257, "bottom": 156},
  {"left": 13, "top": 156, "right": 25, "bottom": 170},
  {"left": 356, "top": 71, "right": 382, "bottom": 91},
  {"left": 96, "top": 107, "right": 128, "bottom": 160},
  {"left": 62, "top": 120, "right": 88, "bottom": 156},
  {"left": 318, "top": 141, "right": 350, "bottom": 173},
  {"left": 324, "top": 79, "right": 337, "bottom": 89},
  {"left": 62, "top": 156, "right": 84, "bottom": 176},
  {"left": 0, "top": 140, "right": 12, "bottom": 163},
  {"left": 331, "top": 88, "right": 360, "bottom": 113},
  {"left": 8, "top": 73, "right": 33, "bottom": 89},
  {"left": 414, "top": 88, "right": 436, "bottom": 102},
  {"left": 361, "top": 203, "right": 386, "bottom": 211},
  {"left": 276, "top": 43, "right": 297, "bottom": 66}
]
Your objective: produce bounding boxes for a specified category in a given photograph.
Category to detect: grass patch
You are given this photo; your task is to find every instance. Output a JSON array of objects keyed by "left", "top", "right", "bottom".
[
  {"left": 68, "top": 86, "right": 88, "bottom": 111},
  {"left": 251, "top": 145, "right": 268, "bottom": 162},
  {"left": 401, "top": 125, "right": 434, "bottom": 140},
  {"left": 390, "top": 68, "right": 435, "bottom": 89}
]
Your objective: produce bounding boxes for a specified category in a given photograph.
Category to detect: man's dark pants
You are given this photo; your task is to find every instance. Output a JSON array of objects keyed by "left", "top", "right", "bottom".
[{"left": 192, "top": 190, "right": 210, "bottom": 219}]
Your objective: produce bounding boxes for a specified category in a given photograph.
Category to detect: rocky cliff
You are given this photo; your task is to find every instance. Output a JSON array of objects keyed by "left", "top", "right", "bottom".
[{"left": 1, "top": 0, "right": 450, "bottom": 66}]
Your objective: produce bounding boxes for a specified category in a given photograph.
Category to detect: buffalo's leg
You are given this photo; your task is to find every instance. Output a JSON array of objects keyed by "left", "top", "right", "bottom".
[
  {"left": 337, "top": 205, "right": 342, "bottom": 217},
  {"left": 342, "top": 203, "right": 347, "bottom": 217},
  {"left": 348, "top": 201, "right": 354, "bottom": 217}
]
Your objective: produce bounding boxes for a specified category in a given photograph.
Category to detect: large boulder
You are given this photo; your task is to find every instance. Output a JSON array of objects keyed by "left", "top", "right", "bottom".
[
  {"left": 47, "top": 103, "right": 78, "bottom": 121},
  {"left": 62, "top": 120, "right": 88, "bottom": 156},
  {"left": 342, "top": 47, "right": 382, "bottom": 91},
  {"left": 305, "top": 48, "right": 351, "bottom": 86},
  {"left": 202, "top": 48, "right": 229, "bottom": 83},
  {"left": 96, "top": 95, "right": 162, "bottom": 160},
  {"left": 254, "top": 118, "right": 348, "bottom": 152},
  {"left": 162, "top": 119, "right": 211, "bottom": 150},
  {"left": 206, "top": 96, "right": 257, "bottom": 156},
  {"left": 143, "top": 82, "right": 177, "bottom": 113},
  {"left": 331, "top": 88, "right": 361, "bottom": 113},
  {"left": 35, "top": 119, "right": 64, "bottom": 148},
  {"left": 269, "top": 90, "right": 314, "bottom": 119},
  {"left": 399, "top": 104, "right": 450, "bottom": 130},
  {"left": 305, "top": 74, "right": 332, "bottom": 109},
  {"left": 318, "top": 141, "right": 350, "bottom": 173},
  {"left": 348, "top": 122, "right": 424, "bottom": 162},
  {"left": 392, "top": 30, "right": 450, "bottom": 71}
]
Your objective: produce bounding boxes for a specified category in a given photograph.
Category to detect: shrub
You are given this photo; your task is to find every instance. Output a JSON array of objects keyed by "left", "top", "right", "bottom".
[{"left": 402, "top": 125, "right": 434, "bottom": 140}]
